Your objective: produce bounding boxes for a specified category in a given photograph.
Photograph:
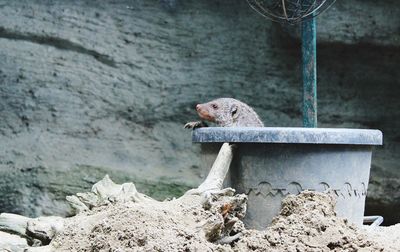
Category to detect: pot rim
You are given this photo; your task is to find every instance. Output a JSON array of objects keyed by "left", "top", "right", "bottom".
[{"left": 192, "top": 127, "right": 383, "bottom": 145}]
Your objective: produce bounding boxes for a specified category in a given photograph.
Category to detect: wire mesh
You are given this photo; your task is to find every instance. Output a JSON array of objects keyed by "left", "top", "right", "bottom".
[{"left": 246, "top": 0, "right": 336, "bottom": 24}]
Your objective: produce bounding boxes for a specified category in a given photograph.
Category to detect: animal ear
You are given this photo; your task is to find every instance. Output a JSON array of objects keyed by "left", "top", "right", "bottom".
[{"left": 231, "top": 104, "right": 238, "bottom": 119}]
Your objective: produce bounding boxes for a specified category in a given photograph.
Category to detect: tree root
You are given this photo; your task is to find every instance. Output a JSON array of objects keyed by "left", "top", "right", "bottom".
[{"left": 185, "top": 142, "right": 235, "bottom": 198}]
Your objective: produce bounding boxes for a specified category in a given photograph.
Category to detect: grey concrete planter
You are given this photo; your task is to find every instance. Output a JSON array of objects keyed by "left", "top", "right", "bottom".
[{"left": 192, "top": 127, "right": 383, "bottom": 229}]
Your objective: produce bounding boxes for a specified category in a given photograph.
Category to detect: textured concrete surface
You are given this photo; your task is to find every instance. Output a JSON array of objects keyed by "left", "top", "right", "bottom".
[{"left": 0, "top": 0, "right": 398, "bottom": 223}]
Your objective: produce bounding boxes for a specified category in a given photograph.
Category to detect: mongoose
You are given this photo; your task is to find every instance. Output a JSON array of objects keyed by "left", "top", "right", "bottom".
[{"left": 184, "top": 98, "right": 264, "bottom": 128}]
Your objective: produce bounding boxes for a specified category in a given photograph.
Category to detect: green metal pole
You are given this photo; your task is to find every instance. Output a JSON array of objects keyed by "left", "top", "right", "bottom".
[{"left": 301, "top": 17, "right": 317, "bottom": 128}]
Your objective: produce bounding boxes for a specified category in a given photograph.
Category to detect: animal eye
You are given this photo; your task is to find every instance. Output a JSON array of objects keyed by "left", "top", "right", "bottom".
[
  {"left": 232, "top": 109, "right": 237, "bottom": 115},
  {"left": 231, "top": 105, "right": 238, "bottom": 117},
  {"left": 212, "top": 104, "right": 218, "bottom": 109}
]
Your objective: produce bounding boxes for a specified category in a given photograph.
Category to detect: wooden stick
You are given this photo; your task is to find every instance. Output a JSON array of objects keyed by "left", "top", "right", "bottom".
[{"left": 197, "top": 143, "right": 234, "bottom": 193}]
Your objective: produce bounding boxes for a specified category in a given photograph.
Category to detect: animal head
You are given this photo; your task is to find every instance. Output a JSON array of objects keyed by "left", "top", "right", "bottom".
[{"left": 195, "top": 98, "right": 240, "bottom": 126}]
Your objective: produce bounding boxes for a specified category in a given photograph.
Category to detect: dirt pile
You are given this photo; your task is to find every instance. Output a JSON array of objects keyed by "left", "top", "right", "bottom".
[
  {"left": 51, "top": 195, "right": 231, "bottom": 251},
  {"left": 235, "top": 192, "right": 383, "bottom": 251},
  {"left": 48, "top": 190, "right": 390, "bottom": 252},
  {"left": 366, "top": 223, "right": 400, "bottom": 251}
]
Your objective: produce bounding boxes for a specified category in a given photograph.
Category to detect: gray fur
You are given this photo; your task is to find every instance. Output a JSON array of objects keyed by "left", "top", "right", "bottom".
[{"left": 194, "top": 98, "right": 264, "bottom": 127}]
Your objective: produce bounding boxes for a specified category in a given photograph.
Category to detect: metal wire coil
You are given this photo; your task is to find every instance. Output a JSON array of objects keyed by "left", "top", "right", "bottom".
[{"left": 247, "top": 0, "right": 336, "bottom": 24}]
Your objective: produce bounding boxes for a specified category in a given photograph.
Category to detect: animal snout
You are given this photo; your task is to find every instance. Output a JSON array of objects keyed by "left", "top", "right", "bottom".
[{"left": 196, "top": 104, "right": 201, "bottom": 111}]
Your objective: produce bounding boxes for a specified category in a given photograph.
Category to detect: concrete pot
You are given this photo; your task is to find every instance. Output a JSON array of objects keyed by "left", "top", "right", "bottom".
[{"left": 192, "top": 127, "right": 383, "bottom": 229}]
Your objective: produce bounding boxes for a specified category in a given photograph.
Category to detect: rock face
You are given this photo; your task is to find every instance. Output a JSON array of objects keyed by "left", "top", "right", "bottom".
[{"left": 0, "top": 0, "right": 399, "bottom": 223}]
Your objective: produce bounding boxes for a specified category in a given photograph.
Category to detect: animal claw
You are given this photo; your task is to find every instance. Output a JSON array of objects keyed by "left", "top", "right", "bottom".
[{"left": 184, "top": 121, "right": 207, "bottom": 129}]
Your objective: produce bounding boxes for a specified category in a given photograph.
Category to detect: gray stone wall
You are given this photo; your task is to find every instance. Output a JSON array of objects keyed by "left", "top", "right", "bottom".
[{"left": 0, "top": 0, "right": 398, "bottom": 223}]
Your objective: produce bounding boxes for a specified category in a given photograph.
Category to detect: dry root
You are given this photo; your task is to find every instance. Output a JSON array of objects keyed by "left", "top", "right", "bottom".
[
  {"left": 185, "top": 142, "right": 235, "bottom": 198},
  {"left": 66, "top": 174, "right": 156, "bottom": 214}
]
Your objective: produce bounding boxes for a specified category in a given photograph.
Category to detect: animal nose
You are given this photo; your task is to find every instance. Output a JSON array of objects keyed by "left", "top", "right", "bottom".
[{"left": 196, "top": 104, "right": 201, "bottom": 111}]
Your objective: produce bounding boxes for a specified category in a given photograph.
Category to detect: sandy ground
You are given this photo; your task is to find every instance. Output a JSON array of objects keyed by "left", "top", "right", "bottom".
[
  {"left": 48, "top": 191, "right": 400, "bottom": 252},
  {"left": 51, "top": 195, "right": 226, "bottom": 251},
  {"left": 365, "top": 223, "right": 400, "bottom": 251}
]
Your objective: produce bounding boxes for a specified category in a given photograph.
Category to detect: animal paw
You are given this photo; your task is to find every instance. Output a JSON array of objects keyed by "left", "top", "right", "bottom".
[{"left": 184, "top": 121, "right": 207, "bottom": 129}]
